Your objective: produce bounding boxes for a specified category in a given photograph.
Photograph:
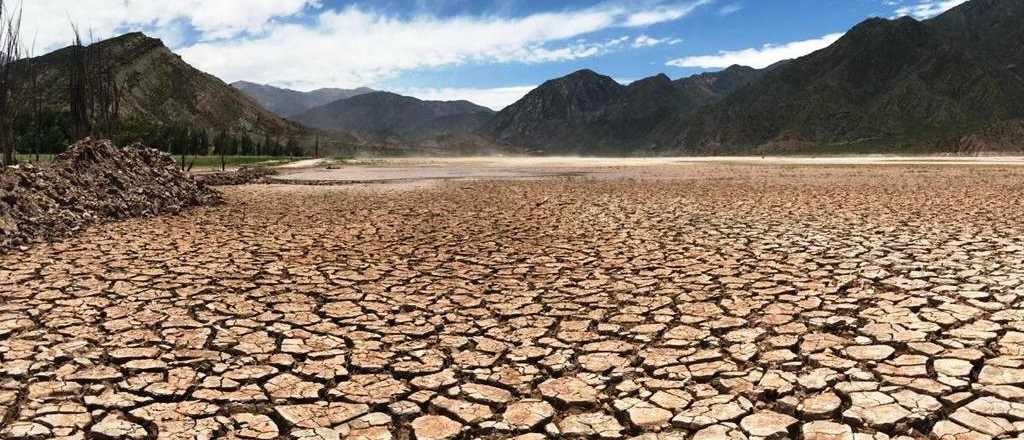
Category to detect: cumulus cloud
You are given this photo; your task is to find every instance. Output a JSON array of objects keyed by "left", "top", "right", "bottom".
[
  {"left": 632, "top": 35, "right": 683, "bottom": 48},
  {"left": 19, "top": 0, "right": 320, "bottom": 51},
  {"left": 666, "top": 32, "right": 844, "bottom": 69},
  {"left": 179, "top": 2, "right": 709, "bottom": 90},
  {"left": 18, "top": 1, "right": 709, "bottom": 90},
  {"left": 401, "top": 86, "right": 538, "bottom": 111},
  {"left": 892, "top": 0, "right": 968, "bottom": 19}
]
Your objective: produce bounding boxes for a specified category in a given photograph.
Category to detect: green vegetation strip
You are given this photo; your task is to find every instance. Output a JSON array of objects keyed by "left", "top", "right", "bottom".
[{"left": 13, "top": 154, "right": 308, "bottom": 167}]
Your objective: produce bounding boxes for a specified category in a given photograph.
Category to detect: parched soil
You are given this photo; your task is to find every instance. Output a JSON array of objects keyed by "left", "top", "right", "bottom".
[{"left": 2, "top": 163, "right": 1024, "bottom": 440}]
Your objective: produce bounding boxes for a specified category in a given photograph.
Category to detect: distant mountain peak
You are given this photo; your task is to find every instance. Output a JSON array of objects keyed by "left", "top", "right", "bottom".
[
  {"left": 643, "top": 73, "right": 673, "bottom": 83},
  {"left": 104, "top": 31, "right": 157, "bottom": 43},
  {"left": 290, "top": 90, "right": 494, "bottom": 141},
  {"left": 655, "top": 0, "right": 1024, "bottom": 152},
  {"left": 554, "top": 69, "right": 619, "bottom": 84},
  {"left": 567, "top": 68, "right": 600, "bottom": 77},
  {"left": 481, "top": 0, "right": 1024, "bottom": 154},
  {"left": 232, "top": 82, "right": 377, "bottom": 118}
]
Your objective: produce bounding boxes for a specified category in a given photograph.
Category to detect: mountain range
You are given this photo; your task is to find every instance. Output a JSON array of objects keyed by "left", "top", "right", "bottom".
[
  {"left": 480, "top": 66, "right": 764, "bottom": 154},
  {"left": 231, "top": 81, "right": 375, "bottom": 118},
  {"left": 12, "top": 0, "right": 1024, "bottom": 155},
  {"left": 656, "top": 0, "right": 1024, "bottom": 153},
  {"left": 290, "top": 91, "right": 495, "bottom": 143},
  {"left": 485, "top": 0, "right": 1024, "bottom": 154}
]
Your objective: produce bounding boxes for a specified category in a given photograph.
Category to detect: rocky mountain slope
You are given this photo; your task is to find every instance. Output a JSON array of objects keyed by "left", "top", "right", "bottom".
[
  {"left": 928, "top": 0, "right": 1024, "bottom": 79},
  {"left": 232, "top": 81, "right": 375, "bottom": 117},
  {"left": 481, "top": 67, "right": 762, "bottom": 153},
  {"left": 18, "top": 33, "right": 302, "bottom": 139},
  {"left": 292, "top": 91, "right": 496, "bottom": 141},
  {"left": 485, "top": 0, "right": 1024, "bottom": 153},
  {"left": 661, "top": 7, "right": 1024, "bottom": 153}
]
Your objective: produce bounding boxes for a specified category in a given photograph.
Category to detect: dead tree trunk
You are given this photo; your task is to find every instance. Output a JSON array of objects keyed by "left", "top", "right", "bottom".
[
  {"left": 0, "top": 0, "right": 22, "bottom": 166},
  {"left": 28, "top": 40, "right": 40, "bottom": 161},
  {"left": 67, "top": 25, "right": 120, "bottom": 143},
  {"left": 68, "top": 25, "right": 91, "bottom": 142},
  {"left": 91, "top": 31, "right": 119, "bottom": 140}
]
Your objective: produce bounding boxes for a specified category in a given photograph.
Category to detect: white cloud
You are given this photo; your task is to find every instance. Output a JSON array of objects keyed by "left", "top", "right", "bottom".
[
  {"left": 402, "top": 86, "right": 537, "bottom": 111},
  {"left": 19, "top": 0, "right": 320, "bottom": 51},
  {"left": 179, "top": 2, "right": 710, "bottom": 90},
  {"left": 16, "top": 1, "right": 709, "bottom": 90},
  {"left": 144, "top": 19, "right": 191, "bottom": 49},
  {"left": 718, "top": 4, "right": 743, "bottom": 16},
  {"left": 892, "top": 0, "right": 967, "bottom": 19},
  {"left": 623, "top": 0, "right": 712, "bottom": 27},
  {"left": 505, "top": 35, "right": 639, "bottom": 63},
  {"left": 632, "top": 35, "right": 683, "bottom": 48},
  {"left": 667, "top": 32, "right": 844, "bottom": 69}
]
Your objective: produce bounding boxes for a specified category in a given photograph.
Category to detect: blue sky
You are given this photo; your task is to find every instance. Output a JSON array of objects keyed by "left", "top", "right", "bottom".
[{"left": 19, "top": 0, "right": 967, "bottom": 109}]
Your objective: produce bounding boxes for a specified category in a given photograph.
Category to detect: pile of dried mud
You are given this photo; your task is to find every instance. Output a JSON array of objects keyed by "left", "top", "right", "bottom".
[
  {"left": 0, "top": 138, "right": 221, "bottom": 251},
  {"left": 194, "top": 167, "right": 278, "bottom": 186}
]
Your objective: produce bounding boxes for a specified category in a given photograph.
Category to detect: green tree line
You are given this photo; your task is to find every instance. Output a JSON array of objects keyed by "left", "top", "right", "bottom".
[{"left": 12, "top": 112, "right": 304, "bottom": 158}]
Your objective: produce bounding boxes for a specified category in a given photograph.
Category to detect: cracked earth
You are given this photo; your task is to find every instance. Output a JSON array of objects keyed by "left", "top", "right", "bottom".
[{"left": 2, "top": 163, "right": 1024, "bottom": 440}]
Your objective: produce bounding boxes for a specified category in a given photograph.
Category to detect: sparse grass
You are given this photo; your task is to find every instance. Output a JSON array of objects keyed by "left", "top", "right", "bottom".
[
  {"left": 15, "top": 153, "right": 56, "bottom": 163},
  {"left": 186, "top": 155, "right": 308, "bottom": 168},
  {"left": 10, "top": 154, "right": 307, "bottom": 167}
]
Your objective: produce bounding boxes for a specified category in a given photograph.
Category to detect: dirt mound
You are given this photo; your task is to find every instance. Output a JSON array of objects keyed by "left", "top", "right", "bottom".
[
  {"left": 0, "top": 138, "right": 221, "bottom": 251},
  {"left": 194, "top": 167, "right": 279, "bottom": 186}
]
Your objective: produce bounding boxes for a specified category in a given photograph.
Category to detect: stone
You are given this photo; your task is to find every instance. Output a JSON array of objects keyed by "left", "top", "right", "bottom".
[
  {"left": 674, "top": 395, "right": 753, "bottom": 428},
  {"left": 410, "top": 415, "right": 462, "bottom": 440},
  {"left": 739, "top": 410, "right": 797, "bottom": 438},
  {"left": 275, "top": 403, "right": 369, "bottom": 429},
  {"left": 538, "top": 376, "right": 600, "bottom": 405},
  {"left": 430, "top": 396, "right": 493, "bottom": 424},
  {"left": 800, "top": 392, "right": 841, "bottom": 418},
  {"left": 978, "top": 365, "right": 1024, "bottom": 385},
  {"left": 934, "top": 358, "right": 974, "bottom": 377},
  {"left": 802, "top": 421, "right": 854, "bottom": 440},
  {"left": 844, "top": 345, "right": 895, "bottom": 361},
  {"left": 503, "top": 400, "right": 555, "bottom": 430},
  {"left": 557, "top": 412, "right": 624, "bottom": 439},
  {"left": 90, "top": 413, "right": 147, "bottom": 439},
  {"left": 266, "top": 373, "right": 323, "bottom": 401},
  {"left": 233, "top": 413, "right": 280, "bottom": 440},
  {"left": 460, "top": 383, "right": 513, "bottom": 404}
]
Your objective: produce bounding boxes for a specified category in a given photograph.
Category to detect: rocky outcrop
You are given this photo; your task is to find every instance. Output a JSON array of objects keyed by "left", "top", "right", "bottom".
[{"left": 662, "top": 11, "right": 1024, "bottom": 152}]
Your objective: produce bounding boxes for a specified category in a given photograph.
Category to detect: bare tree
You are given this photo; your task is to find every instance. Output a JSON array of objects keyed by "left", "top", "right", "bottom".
[
  {"left": 89, "top": 30, "right": 119, "bottom": 139},
  {"left": 27, "top": 36, "right": 40, "bottom": 161},
  {"left": 67, "top": 24, "right": 90, "bottom": 142},
  {"left": 0, "top": 0, "right": 22, "bottom": 166},
  {"left": 67, "top": 24, "right": 120, "bottom": 142}
]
